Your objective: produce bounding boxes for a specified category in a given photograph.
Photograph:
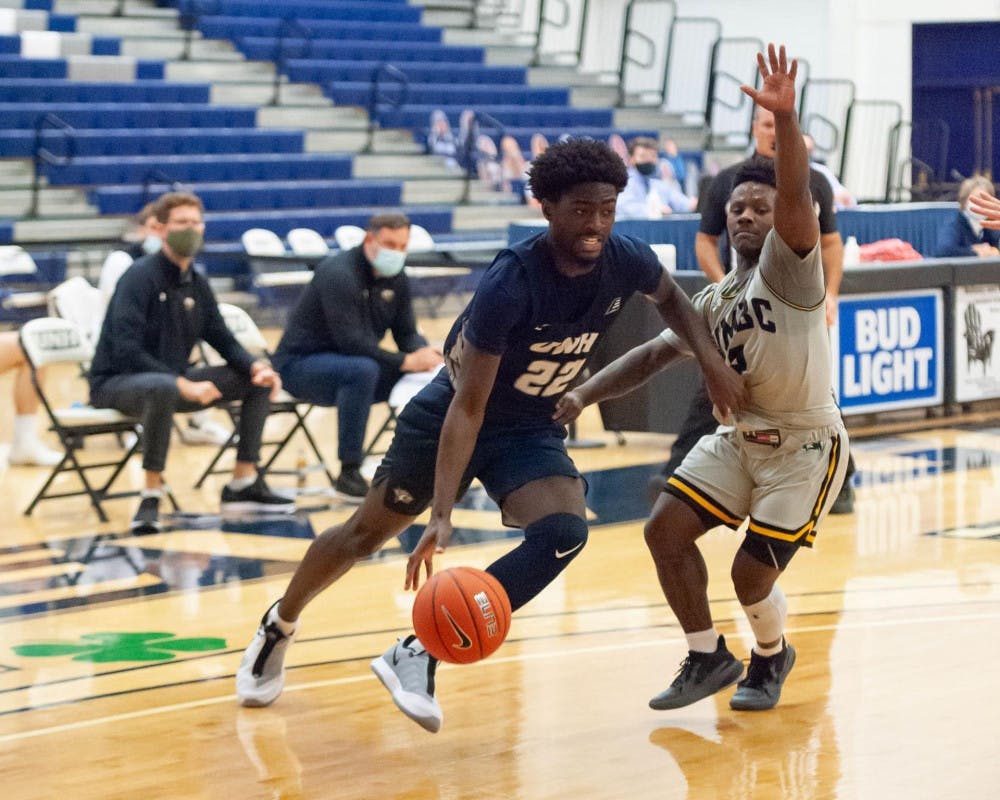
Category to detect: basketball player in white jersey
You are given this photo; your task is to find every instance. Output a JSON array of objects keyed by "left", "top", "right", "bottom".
[{"left": 555, "top": 43, "right": 849, "bottom": 711}]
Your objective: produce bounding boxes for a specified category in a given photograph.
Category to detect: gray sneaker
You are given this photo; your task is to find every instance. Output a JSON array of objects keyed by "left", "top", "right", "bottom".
[
  {"left": 370, "top": 635, "right": 443, "bottom": 733},
  {"left": 236, "top": 601, "right": 297, "bottom": 707},
  {"left": 730, "top": 641, "right": 796, "bottom": 711},
  {"left": 649, "top": 635, "right": 744, "bottom": 710}
]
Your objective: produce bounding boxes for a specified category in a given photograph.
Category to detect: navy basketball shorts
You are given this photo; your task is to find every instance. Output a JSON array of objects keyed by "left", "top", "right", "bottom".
[{"left": 372, "top": 381, "right": 581, "bottom": 520}]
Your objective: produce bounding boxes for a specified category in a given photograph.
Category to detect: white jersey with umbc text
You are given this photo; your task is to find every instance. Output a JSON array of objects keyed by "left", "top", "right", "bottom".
[{"left": 662, "top": 229, "right": 841, "bottom": 432}]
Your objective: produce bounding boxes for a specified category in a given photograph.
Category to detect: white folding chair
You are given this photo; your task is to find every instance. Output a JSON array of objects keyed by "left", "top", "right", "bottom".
[
  {"left": 241, "top": 228, "right": 286, "bottom": 256},
  {"left": 407, "top": 223, "right": 436, "bottom": 254},
  {"left": 18, "top": 317, "right": 152, "bottom": 521},
  {"left": 286, "top": 227, "right": 330, "bottom": 257},
  {"left": 47, "top": 276, "right": 105, "bottom": 346},
  {"left": 192, "top": 304, "right": 335, "bottom": 490},
  {"left": 333, "top": 224, "right": 365, "bottom": 250}
]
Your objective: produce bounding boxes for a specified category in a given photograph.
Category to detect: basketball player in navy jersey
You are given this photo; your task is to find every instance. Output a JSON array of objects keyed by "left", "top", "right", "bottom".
[
  {"left": 556, "top": 44, "right": 849, "bottom": 712},
  {"left": 236, "top": 138, "right": 748, "bottom": 732}
]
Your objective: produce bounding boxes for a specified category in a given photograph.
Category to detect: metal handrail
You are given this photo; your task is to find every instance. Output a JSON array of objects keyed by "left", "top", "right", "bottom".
[
  {"left": 176, "top": 0, "right": 220, "bottom": 62},
  {"left": 616, "top": 0, "right": 676, "bottom": 107},
  {"left": 29, "top": 113, "right": 75, "bottom": 219},
  {"left": 461, "top": 111, "right": 506, "bottom": 203},
  {"left": 531, "top": 0, "right": 589, "bottom": 67},
  {"left": 270, "top": 17, "right": 312, "bottom": 106},
  {"left": 364, "top": 63, "right": 409, "bottom": 154}
]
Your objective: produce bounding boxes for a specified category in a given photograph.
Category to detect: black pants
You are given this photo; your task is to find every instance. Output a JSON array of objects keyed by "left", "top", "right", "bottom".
[
  {"left": 91, "top": 365, "right": 270, "bottom": 473},
  {"left": 662, "top": 380, "right": 857, "bottom": 481}
]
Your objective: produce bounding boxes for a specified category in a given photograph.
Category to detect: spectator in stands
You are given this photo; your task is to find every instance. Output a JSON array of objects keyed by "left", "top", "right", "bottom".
[
  {"left": 658, "top": 136, "right": 689, "bottom": 193},
  {"left": 500, "top": 135, "right": 528, "bottom": 197},
  {"left": 98, "top": 199, "right": 230, "bottom": 447},
  {"left": 426, "top": 109, "right": 459, "bottom": 168},
  {"left": 672, "top": 105, "right": 856, "bottom": 515},
  {"left": 89, "top": 192, "right": 291, "bottom": 533},
  {"left": 522, "top": 133, "right": 549, "bottom": 207},
  {"left": 0, "top": 330, "right": 62, "bottom": 467},
  {"left": 934, "top": 176, "right": 1000, "bottom": 258},
  {"left": 803, "top": 134, "right": 856, "bottom": 210},
  {"left": 271, "top": 213, "right": 444, "bottom": 503},
  {"left": 617, "top": 136, "right": 696, "bottom": 220}
]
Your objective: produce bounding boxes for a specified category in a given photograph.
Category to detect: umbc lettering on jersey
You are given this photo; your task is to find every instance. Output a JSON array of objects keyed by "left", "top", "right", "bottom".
[{"left": 713, "top": 298, "right": 776, "bottom": 352}]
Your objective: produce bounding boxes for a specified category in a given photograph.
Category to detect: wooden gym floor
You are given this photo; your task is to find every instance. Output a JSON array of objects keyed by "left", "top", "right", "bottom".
[{"left": 0, "top": 316, "right": 998, "bottom": 800}]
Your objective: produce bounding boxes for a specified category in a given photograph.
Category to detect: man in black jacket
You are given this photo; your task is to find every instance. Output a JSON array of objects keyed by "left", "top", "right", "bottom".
[
  {"left": 272, "top": 213, "right": 443, "bottom": 502},
  {"left": 90, "top": 192, "right": 291, "bottom": 533}
]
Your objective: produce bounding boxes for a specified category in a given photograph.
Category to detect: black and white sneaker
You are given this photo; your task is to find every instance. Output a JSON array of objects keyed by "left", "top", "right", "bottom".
[
  {"left": 130, "top": 494, "right": 162, "bottom": 534},
  {"left": 221, "top": 475, "right": 296, "bottom": 514},
  {"left": 371, "top": 635, "right": 443, "bottom": 733},
  {"left": 236, "top": 601, "right": 297, "bottom": 707},
  {"left": 334, "top": 466, "right": 369, "bottom": 504}
]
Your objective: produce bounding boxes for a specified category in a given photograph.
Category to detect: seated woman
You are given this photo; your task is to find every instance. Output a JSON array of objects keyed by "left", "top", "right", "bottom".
[{"left": 934, "top": 176, "right": 1000, "bottom": 258}]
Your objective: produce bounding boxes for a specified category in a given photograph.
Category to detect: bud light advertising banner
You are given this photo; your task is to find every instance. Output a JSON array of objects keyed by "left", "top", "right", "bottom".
[{"left": 832, "top": 290, "right": 943, "bottom": 415}]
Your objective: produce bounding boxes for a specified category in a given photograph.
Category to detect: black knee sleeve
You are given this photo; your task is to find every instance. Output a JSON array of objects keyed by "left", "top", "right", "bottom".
[
  {"left": 486, "top": 513, "right": 588, "bottom": 612},
  {"left": 739, "top": 535, "right": 798, "bottom": 570}
]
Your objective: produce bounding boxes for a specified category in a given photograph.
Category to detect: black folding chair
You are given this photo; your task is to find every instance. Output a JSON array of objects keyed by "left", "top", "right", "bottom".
[
  {"left": 192, "top": 303, "right": 336, "bottom": 490},
  {"left": 19, "top": 317, "right": 178, "bottom": 521}
]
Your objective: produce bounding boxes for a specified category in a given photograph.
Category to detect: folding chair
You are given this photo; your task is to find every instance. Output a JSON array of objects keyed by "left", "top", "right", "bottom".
[
  {"left": 362, "top": 368, "right": 441, "bottom": 458},
  {"left": 47, "top": 276, "right": 104, "bottom": 348},
  {"left": 286, "top": 227, "right": 330, "bottom": 258},
  {"left": 333, "top": 224, "right": 365, "bottom": 250},
  {"left": 192, "top": 303, "right": 335, "bottom": 490},
  {"left": 18, "top": 317, "right": 174, "bottom": 521}
]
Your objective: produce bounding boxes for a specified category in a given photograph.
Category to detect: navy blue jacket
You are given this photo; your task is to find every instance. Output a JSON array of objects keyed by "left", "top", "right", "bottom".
[{"left": 934, "top": 211, "right": 1000, "bottom": 258}]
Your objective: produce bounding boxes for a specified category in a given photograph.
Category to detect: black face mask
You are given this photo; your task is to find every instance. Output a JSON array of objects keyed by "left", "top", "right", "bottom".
[{"left": 636, "top": 162, "right": 657, "bottom": 177}]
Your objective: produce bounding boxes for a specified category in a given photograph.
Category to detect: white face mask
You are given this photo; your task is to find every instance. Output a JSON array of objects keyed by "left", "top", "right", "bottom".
[
  {"left": 141, "top": 235, "right": 162, "bottom": 254},
  {"left": 371, "top": 245, "right": 406, "bottom": 277}
]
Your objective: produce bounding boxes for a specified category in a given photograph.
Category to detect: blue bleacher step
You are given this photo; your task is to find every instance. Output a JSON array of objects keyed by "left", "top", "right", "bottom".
[
  {"left": 352, "top": 153, "right": 462, "bottom": 179},
  {"left": 118, "top": 36, "right": 243, "bottom": 62},
  {"left": 304, "top": 128, "right": 424, "bottom": 155},
  {"left": 256, "top": 104, "right": 367, "bottom": 130},
  {"left": 165, "top": 59, "right": 275, "bottom": 81},
  {"left": 56, "top": 0, "right": 179, "bottom": 18},
  {"left": 401, "top": 178, "right": 522, "bottom": 207},
  {"left": 9, "top": 215, "right": 126, "bottom": 245},
  {"left": 210, "top": 80, "right": 329, "bottom": 106},
  {"left": 0, "top": 186, "right": 93, "bottom": 217}
]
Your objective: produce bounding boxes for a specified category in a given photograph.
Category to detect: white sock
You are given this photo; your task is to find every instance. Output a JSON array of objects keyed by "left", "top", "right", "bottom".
[
  {"left": 141, "top": 488, "right": 163, "bottom": 500},
  {"left": 270, "top": 602, "right": 297, "bottom": 635},
  {"left": 13, "top": 414, "right": 39, "bottom": 448},
  {"left": 228, "top": 475, "right": 256, "bottom": 491},
  {"left": 743, "top": 585, "right": 787, "bottom": 656},
  {"left": 685, "top": 628, "right": 720, "bottom": 654}
]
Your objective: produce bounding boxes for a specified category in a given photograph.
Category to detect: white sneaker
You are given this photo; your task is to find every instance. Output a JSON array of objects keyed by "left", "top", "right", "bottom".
[
  {"left": 236, "top": 602, "right": 297, "bottom": 707},
  {"left": 179, "top": 419, "right": 232, "bottom": 446},
  {"left": 8, "top": 440, "right": 63, "bottom": 467},
  {"left": 370, "top": 635, "right": 443, "bottom": 733}
]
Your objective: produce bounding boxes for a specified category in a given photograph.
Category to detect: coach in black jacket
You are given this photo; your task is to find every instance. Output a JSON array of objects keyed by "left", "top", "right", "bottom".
[
  {"left": 272, "top": 213, "right": 443, "bottom": 502},
  {"left": 90, "top": 192, "right": 292, "bottom": 533}
]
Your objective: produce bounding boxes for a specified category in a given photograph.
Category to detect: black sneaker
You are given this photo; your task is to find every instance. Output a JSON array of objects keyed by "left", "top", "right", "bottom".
[
  {"left": 649, "top": 635, "right": 744, "bottom": 710},
  {"left": 221, "top": 475, "right": 296, "bottom": 514},
  {"left": 334, "top": 466, "right": 369, "bottom": 504},
  {"left": 130, "top": 494, "right": 162, "bottom": 534},
  {"left": 829, "top": 480, "right": 855, "bottom": 514},
  {"left": 729, "top": 641, "right": 797, "bottom": 711}
]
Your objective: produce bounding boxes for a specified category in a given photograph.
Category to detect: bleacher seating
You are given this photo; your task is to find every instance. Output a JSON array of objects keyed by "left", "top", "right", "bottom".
[
  {"left": 0, "top": 34, "right": 120, "bottom": 55},
  {"left": 0, "top": 79, "right": 210, "bottom": 102},
  {"left": 172, "top": 0, "right": 423, "bottom": 23},
  {"left": 0, "top": 54, "right": 165, "bottom": 79},
  {"left": 196, "top": 17, "right": 441, "bottom": 41},
  {"left": 235, "top": 39, "right": 485, "bottom": 63},
  {"left": 0, "top": 103, "right": 258, "bottom": 129}
]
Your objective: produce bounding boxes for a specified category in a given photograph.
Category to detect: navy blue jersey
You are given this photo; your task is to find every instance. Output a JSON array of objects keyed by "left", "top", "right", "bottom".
[{"left": 442, "top": 231, "right": 663, "bottom": 424}]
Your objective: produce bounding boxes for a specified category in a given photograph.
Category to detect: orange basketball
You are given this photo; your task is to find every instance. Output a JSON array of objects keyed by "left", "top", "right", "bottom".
[{"left": 412, "top": 566, "right": 512, "bottom": 664}]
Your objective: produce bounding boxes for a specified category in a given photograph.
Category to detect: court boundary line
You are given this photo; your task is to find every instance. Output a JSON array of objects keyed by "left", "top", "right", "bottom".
[{"left": 2, "top": 609, "right": 997, "bottom": 744}]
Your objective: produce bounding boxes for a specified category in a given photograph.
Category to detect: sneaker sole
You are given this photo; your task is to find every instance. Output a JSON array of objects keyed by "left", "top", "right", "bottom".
[
  {"left": 729, "top": 646, "right": 797, "bottom": 711},
  {"left": 649, "top": 658, "right": 744, "bottom": 710},
  {"left": 370, "top": 656, "right": 442, "bottom": 733}
]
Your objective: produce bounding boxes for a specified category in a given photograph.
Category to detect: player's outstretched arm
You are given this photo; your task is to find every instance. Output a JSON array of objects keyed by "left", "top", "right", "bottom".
[
  {"left": 553, "top": 336, "right": 685, "bottom": 424},
  {"left": 969, "top": 190, "right": 1000, "bottom": 229},
  {"left": 741, "top": 43, "right": 818, "bottom": 254}
]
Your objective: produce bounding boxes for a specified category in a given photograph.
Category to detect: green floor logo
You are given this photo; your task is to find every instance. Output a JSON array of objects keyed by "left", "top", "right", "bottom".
[{"left": 13, "top": 632, "right": 227, "bottom": 662}]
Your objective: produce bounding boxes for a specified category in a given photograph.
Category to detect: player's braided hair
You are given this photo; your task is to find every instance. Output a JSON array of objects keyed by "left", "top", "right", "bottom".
[{"left": 527, "top": 138, "right": 628, "bottom": 202}]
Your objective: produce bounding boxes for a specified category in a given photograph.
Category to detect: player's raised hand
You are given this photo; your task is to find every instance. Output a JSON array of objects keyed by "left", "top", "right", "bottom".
[
  {"left": 969, "top": 190, "right": 1000, "bottom": 229},
  {"left": 741, "top": 43, "right": 798, "bottom": 116}
]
